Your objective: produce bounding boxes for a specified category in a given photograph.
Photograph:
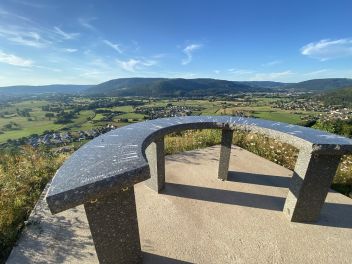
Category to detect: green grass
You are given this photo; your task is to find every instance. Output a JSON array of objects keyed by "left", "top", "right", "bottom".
[
  {"left": 0, "top": 97, "right": 327, "bottom": 143},
  {"left": 92, "top": 113, "right": 105, "bottom": 121},
  {"left": 0, "top": 123, "right": 64, "bottom": 142},
  {"left": 252, "top": 111, "right": 302, "bottom": 124},
  {"left": 116, "top": 112, "right": 145, "bottom": 119}
]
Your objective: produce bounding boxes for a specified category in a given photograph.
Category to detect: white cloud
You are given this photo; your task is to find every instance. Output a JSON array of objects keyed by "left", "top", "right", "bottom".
[
  {"left": 78, "top": 17, "right": 97, "bottom": 31},
  {"left": 54, "top": 26, "right": 79, "bottom": 40},
  {"left": 64, "top": 48, "right": 78, "bottom": 53},
  {"left": 262, "top": 60, "right": 282, "bottom": 67},
  {"left": 35, "top": 65, "right": 62, "bottom": 72},
  {"left": 250, "top": 70, "right": 294, "bottom": 81},
  {"left": 0, "top": 26, "right": 49, "bottom": 47},
  {"left": 182, "top": 44, "right": 202, "bottom": 65},
  {"left": 103, "top": 40, "right": 123, "bottom": 54},
  {"left": 0, "top": 8, "right": 54, "bottom": 48},
  {"left": 304, "top": 69, "right": 329, "bottom": 76},
  {"left": 229, "top": 69, "right": 253, "bottom": 75},
  {"left": 214, "top": 70, "right": 220, "bottom": 74},
  {"left": 152, "top": 53, "right": 166, "bottom": 59},
  {"left": 0, "top": 50, "right": 33, "bottom": 67},
  {"left": 79, "top": 70, "right": 103, "bottom": 77},
  {"left": 301, "top": 38, "right": 352, "bottom": 61},
  {"left": 116, "top": 58, "right": 157, "bottom": 72},
  {"left": 117, "top": 59, "right": 139, "bottom": 72}
]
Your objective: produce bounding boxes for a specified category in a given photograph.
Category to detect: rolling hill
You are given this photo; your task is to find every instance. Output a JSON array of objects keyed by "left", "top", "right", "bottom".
[
  {"left": 1, "top": 78, "right": 352, "bottom": 97},
  {"left": 0, "top": 84, "right": 92, "bottom": 95},
  {"left": 283, "top": 78, "right": 352, "bottom": 91},
  {"left": 84, "top": 78, "right": 269, "bottom": 97},
  {"left": 318, "top": 86, "right": 352, "bottom": 107},
  {"left": 240, "top": 81, "right": 289, "bottom": 89}
]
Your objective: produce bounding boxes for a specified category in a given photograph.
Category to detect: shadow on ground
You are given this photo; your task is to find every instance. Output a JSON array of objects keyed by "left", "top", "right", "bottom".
[
  {"left": 162, "top": 171, "right": 352, "bottom": 229},
  {"left": 143, "top": 252, "right": 192, "bottom": 264}
]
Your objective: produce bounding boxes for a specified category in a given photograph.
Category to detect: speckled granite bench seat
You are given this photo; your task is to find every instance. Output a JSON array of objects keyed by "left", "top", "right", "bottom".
[{"left": 45, "top": 116, "right": 352, "bottom": 263}]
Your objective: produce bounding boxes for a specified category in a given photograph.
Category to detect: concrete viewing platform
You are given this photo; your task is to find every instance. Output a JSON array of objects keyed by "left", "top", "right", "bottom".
[{"left": 7, "top": 145, "right": 352, "bottom": 264}]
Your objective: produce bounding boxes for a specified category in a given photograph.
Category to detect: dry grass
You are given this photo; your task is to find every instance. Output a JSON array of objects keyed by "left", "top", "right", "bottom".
[
  {"left": 165, "top": 129, "right": 352, "bottom": 197},
  {"left": 0, "top": 146, "right": 67, "bottom": 261}
]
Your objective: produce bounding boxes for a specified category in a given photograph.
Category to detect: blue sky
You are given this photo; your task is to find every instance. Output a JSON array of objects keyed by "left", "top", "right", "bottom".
[{"left": 0, "top": 0, "right": 351, "bottom": 86}]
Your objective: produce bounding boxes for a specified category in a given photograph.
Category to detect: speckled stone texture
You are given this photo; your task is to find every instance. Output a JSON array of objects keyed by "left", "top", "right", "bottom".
[
  {"left": 84, "top": 187, "right": 142, "bottom": 264},
  {"left": 46, "top": 116, "right": 352, "bottom": 215},
  {"left": 218, "top": 129, "right": 234, "bottom": 180},
  {"left": 144, "top": 137, "right": 165, "bottom": 192},
  {"left": 283, "top": 150, "right": 342, "bottom": 222},
  {"left": 44, "top": 116, "right": 352, "bottom": 263}
]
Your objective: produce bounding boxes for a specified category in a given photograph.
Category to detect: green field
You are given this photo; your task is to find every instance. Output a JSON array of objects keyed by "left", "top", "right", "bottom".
[
  {"left": 252, "top": 111, "right": 302, "bottom": 124},
  {"left": 0, "top": 96, "right": 321, "bottom": 143}
]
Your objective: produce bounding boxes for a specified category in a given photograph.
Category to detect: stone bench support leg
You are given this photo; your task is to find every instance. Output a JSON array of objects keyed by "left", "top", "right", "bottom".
[
  {"left": 283, "top": 149, "right": 342, "bottom": 222},
  {"left": 84, "top": 187, "right": 142, "bottom": 264},
  {"left": 145, "top": 137, "right": 165, "bottom": 192},
  {"left": 218, "top": 129, "right": 234, "bottom": 181}
]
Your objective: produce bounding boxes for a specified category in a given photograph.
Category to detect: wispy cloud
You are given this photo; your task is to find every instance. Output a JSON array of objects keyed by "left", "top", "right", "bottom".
[
  {"left": 228, "top": 69, "right": 253, "bottom": 75},
  {"left": 182, "top": 43, "right": 202, "bottom": 65},
  {"left": 301, "top": 38, "right": 352, "bottom": 61},
  {"left": 35, "top": 65, "right": 62, "bottom": 72},
  {"left": 54, "top": 26, "right": 79, "bottom": 40},
  {"left": 0, "top": 7, "right": 32, "bottom": 22},
  {"left": 103, "top": 40, "right": 123, "bottom": 54},
  {"left": 116, "top": 58, "right": 157, "bottom": 72},
  {"left": 0, "top": 50, "right": 33, "bottom": 67},
  {"left": 78, "top": 17, "right": 97, "bottom": 31},
  {"left": 64, "top": 48, "right": 78, "bottom": 53},
  {"left": 304, "top": 69, "right": 329, "bottom": 76},
  {"left": 262, "top": 60, "right": 282, "bottom": 67},
  {"left": 250, "top": 70, "right": 294, "bottom": 81},
  {"left": 0, "top": 8, "right": 80, "bottom": 48},
  {"left": 0, "top": 26, "right": 50, "bottom": 47},
  {"left": 214, "top": 70, "right": 220, "bottom": 74},
  {"left": 152, "top": 53, "right": 166, "bottom": 59}
]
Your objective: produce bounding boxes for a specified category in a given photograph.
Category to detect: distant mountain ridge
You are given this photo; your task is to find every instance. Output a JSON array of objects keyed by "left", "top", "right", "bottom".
[
  {"left": 0, "top": 84, "right": 92, "bottom": 95},
  {"left": 1, "top": 78, "right": 352, "bottom": 97},
  {"left": 283, "top": 78, "right": 352, "bottom": 91},
  {"left": 84, "top": 78, "right": 270, "bottom": 97},
  {"left": 240, "top": 81, "right": 290, "bottom": 89}
]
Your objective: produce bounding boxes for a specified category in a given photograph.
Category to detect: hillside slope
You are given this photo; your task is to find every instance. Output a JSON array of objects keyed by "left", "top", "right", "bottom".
[
  {"left": 0, "top": 85, "right": 92, "bottom": 95},
  {"left": 318, "top": 86, "right": 352, "bottom": 107},
  {"left": 84, "top": 78, "right": 269, "bottom": 96},
  {"left": 284, "top": 78, "right": 352, "bottom": 91}
]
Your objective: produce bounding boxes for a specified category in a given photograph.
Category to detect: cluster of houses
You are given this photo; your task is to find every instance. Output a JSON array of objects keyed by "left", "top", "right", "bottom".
[
  {"left": 135, "top": 105, "right": 201, "bottom": 119},
  {"left": 319, "top": 108, "right": 352, "bottom": 121},
  {"left": 272, "top": 99, "right": 352, "bottom": 121},
  {"left": 27, "top": 124, "right": 117, "bottom": 147},
  {"left": 271, "top": 99, "right": 328, "bottom": 112}
]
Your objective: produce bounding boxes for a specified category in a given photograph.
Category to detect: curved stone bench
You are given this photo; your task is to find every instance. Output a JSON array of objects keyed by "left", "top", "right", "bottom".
[{"left": 46, "top": 116, "right": 352, "bottom": 263}]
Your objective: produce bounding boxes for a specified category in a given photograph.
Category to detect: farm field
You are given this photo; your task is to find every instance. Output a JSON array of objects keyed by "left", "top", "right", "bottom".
[{"left": 0, "top": 96, "right": 318, "bottom": 143}]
